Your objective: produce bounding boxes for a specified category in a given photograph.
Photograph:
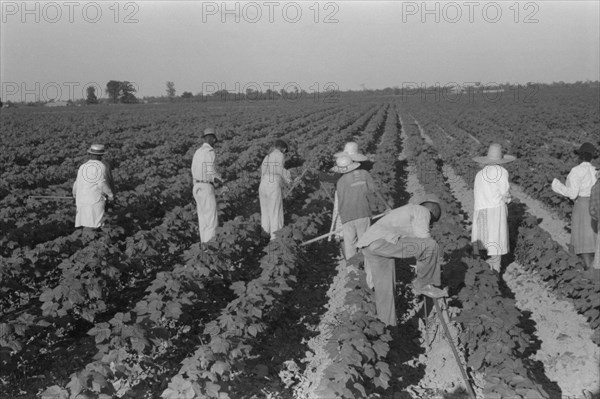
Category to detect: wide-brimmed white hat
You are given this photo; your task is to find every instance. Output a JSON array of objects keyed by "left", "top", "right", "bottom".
[
  {"left": 473, "top": 143, "right": 516, "bottom": 165},
  {"left": 331, "top": 154, "right": 361, "bottom": 174},
  {"left": 334, "top": 142, "right": 369, "bottom": 162},
  {"left": 87, "top": 144, "right": 106, "bottom": 155}
]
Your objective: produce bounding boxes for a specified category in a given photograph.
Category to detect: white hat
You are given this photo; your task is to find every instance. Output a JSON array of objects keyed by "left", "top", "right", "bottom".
[
  {"left": 87, "top": 144, "right": 106, "bottom": 155},
  {"left": 331, "top": 154, "right": 361, "bottom": 174},
  {"left": 473, "top": 143, "right": 516, "bottom": 165},
  {"left": 334, "top": 142, "right": 369, "bottom": 162}
]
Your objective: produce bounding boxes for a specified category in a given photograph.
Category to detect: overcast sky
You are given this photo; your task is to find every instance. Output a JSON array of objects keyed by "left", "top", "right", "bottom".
[{"left": 1, "top": 0, "right": 599, "bottom": 100}]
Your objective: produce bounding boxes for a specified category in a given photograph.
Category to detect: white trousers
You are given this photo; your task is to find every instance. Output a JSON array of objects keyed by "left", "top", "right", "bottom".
[
  {"left": 193, "top": 183, "right": 217, "bottom": 243},
  {"left": 259, "top": 181, "right": 284, "bottom": 239}
]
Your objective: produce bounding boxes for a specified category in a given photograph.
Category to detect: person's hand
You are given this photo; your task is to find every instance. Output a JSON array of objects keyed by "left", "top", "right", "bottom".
[{"left": 384, "top": 207, "right": 392, "bottom": 215}]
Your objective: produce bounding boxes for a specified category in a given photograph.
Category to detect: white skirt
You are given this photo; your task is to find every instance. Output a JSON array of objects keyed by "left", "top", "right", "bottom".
[{"left": 472, "top": 204, "right": 509, "bottom": 256}]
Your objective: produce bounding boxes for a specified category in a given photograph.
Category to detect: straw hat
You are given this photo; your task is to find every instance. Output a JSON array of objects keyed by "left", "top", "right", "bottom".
[
  {"left": 334, "top": 142, "right": 369, "bottom": 162},
  {"left": 473, "top": 143, "right": 516, "bottom": 165},
  {"left": 331, "top": 154, "right": 360, "bottom": 174},
  {"left": 87, "top": 144, "right": 106, "bottom": 155}
]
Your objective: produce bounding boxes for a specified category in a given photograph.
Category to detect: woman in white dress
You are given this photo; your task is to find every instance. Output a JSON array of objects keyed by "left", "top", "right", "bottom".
[
  {"left": 472, "top": 143, "right": 516, "bottom": 273},
  {"left": 552, "top": 142, "right": 598, "bottom": 270},
  {"left": 259, "top": 139, "right": 292, "bottom": 240}
]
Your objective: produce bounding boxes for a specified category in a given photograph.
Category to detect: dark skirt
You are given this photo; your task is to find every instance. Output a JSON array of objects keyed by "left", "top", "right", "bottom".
[{"left": 571, "top": 197, "right": 598, "bottom": 254}]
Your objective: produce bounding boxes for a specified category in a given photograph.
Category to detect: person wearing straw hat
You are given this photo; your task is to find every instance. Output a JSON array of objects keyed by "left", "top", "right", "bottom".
[
  {"left": 328, "top": 142, "right": 379, "bottom": 242},
  {"left": 72, "top": 144, "right": 114, "bottom": 228},
  {"left": 471, "top": 143, "right": 516, "bottom": 273},
  {"left": 191, "top": 128, "right": 223, "bottom": 243},
  {"left": 353, "top": 194, "right": 447, "bottom": 326},
  {"left": 332, "top": 154, "right": 391, "bottom": 259},
  {"left": 552, "top": 142, "right": 598, "bottom": 270},
  {"left": 259, "top": 139, "right": 293, "bottom": 240}
]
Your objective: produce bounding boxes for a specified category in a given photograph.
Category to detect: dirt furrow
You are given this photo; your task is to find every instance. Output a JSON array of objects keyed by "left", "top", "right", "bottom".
[
  {"left": 509, "top": 184, "right": 571, "bottom": 251},
  {"left": 398, "top": 114, "right": 474, "bottom": 397}
]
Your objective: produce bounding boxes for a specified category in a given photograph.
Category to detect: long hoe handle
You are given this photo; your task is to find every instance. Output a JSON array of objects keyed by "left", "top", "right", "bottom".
[{"left": 433, "top": 298, "right": 477, "bottom": 399}]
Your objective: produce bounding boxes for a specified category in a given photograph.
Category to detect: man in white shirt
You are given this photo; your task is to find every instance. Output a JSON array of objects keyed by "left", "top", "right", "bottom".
[
  {"left": 191, "top": 128, "right": 223, "bottom": 243},
  {"left": 73, "top": 144, "right": 114, "bottom": 228},
  {"left": 353, "top": 194, "right": 447, "bottom": 326}
]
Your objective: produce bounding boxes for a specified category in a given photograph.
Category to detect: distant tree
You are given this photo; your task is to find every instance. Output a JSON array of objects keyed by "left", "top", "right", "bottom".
[
  {"left": 105, "top": 80, "right": 138, "bottom": 103},
  {"left": 120, "top": 81, "right": 137, "bottom": 103},
  {"left": 212, "top": 89, "right": 229, "bottom": 101},
  {"left": 166, "top": 81, "right": 176, "bottom": 100},
  {"left": 86, "top": 86, "right": 98, "bottom": 104},
  {"left": 106, "top": 80, "right": 121, "bottom": 103},
  {"left": 245, "top": 87, "right": 260, "bottom": 101},
  {"left": 181, "top": 91, "right": 193, "bottom": 99}
]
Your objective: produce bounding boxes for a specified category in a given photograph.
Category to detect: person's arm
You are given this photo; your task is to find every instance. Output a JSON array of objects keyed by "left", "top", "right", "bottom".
[
  {"left": 99, "top": 165, "right": 114, "bottom": 200},
  {"left": 500, "top": 168, "right": 511, "bottom": 204},
  {"left": 412, "top": 205, "right": 432, "bottom": 239},
  {"left": 552, "top": 166, "right": 583, "bottom": 200},
  {"left": 281, "top": 153, "right": 293, "bottom": 185}
]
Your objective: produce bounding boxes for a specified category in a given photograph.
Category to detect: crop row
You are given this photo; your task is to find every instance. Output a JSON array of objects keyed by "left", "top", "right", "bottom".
[
  {"left": 297, "top": 105, "right": 403, "bottom": 398},
  {"left": 408, "top": 111, "right": 600, "bottom": 345},
  {"left": 400, "top": 110, "right": 551, "bottom": 398},
  {"left": 30, "top": 103, "right": 390, "bottom": 397}
]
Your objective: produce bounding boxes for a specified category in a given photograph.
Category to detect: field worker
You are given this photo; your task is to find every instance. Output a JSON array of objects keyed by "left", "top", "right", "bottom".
[
  {"left": 332, "top": 154, "right": 391, "bottom": 262},
  {"left": 328, "top": 142, "right": 376, "bottom": 242},
  {"left": 552, "top": 142, "right": 598, "bottom": 270},
  {"left": 192, "top": 128, "right": 223, "bottom": 243},
  {"left": 259, "top": 139, "right": 293, "bottom": 239},
  {"left": 72, "top": 144, "right": 114, "bottom": 228},
  {"left": 353, "top": 195, "right": 447, "bottom": 326},
  {"left": 471, "top": 143, "right": 516, "bottom": 273}
]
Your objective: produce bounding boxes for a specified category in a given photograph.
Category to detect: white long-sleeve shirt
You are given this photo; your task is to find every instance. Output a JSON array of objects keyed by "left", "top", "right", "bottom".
[
  {"left": 552, "top": 162, "right": 597, "bottom": 200},
  {"left": 191, "top": 143, "right": 221, "bottom": 183},
  {"left": 260, "top": 149, "right": 291, "bottom": 186},
  {"left": 356, "top": 204, "right": 431, "bottom": 248},
  {"left": 473, "top": 165, "right": 511, "bottom": 210},
  {"left": 72, "top": 160, "right": 113, "bottom": 205}
]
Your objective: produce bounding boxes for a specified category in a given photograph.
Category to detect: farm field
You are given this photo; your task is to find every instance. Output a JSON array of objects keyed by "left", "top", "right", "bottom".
[{"left": 0, "top": 86, "right": 599, "bottom": 399}]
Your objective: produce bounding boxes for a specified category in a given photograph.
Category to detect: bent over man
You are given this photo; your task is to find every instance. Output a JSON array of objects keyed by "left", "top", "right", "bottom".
[
  {"left": 191, "top": 128, "right": 223, "bottom": 243},
  {"left": 259, "top": 139, "right": 292, "bottom": 239},
  {"left": 355, "top": 195, "right": 446, "bottom": 326},
  {"left": 73, "top": 144, "right": 114, "bottom": 228}
]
